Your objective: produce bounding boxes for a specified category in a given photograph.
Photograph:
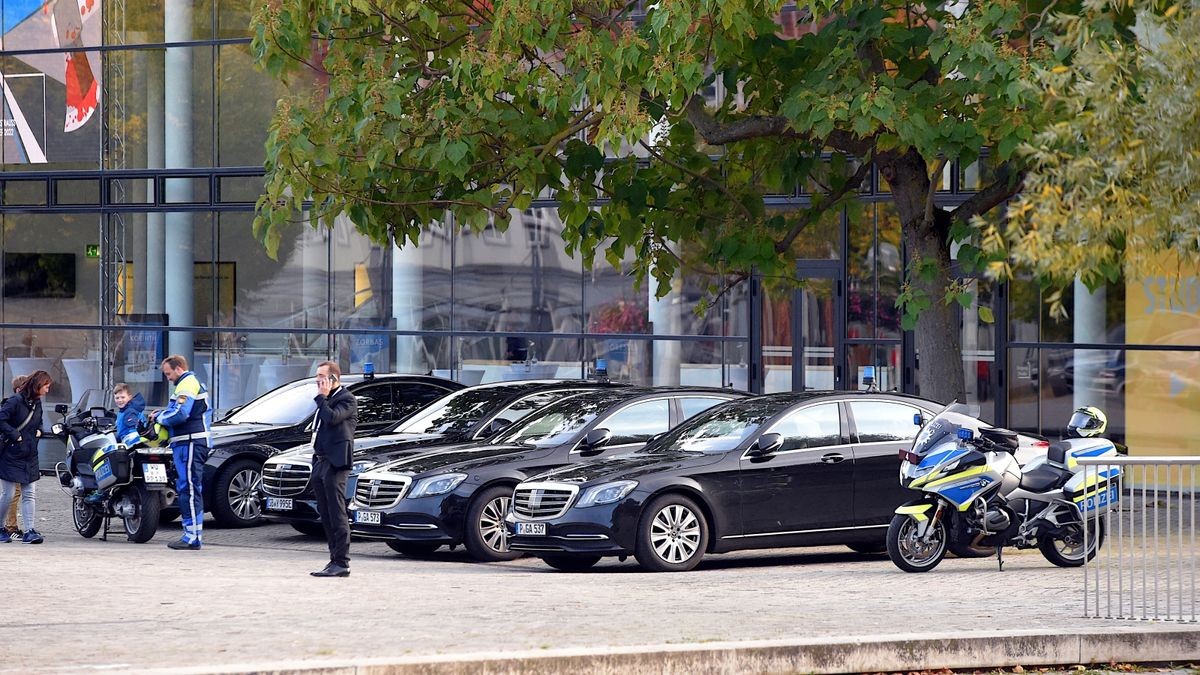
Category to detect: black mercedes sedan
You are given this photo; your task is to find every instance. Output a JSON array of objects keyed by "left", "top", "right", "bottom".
[
  {"left": 506, "top": 391, "right": 941, "bottom": 572},
  {"left": 348, "top": 387, "right": 744, "bottom": 562},
  {"left": 260, "top": 380, "right": 625, "bottom": 536},
  {"left": 199, "top": 373, "right": 461, "bottom": 527}
]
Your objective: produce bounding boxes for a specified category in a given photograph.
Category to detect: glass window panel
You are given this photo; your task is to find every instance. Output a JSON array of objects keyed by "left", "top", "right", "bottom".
[
  {"left": 583, "top": 337, "right": 654, "bottom": 385},
  {"left": 2, "top": 327, "right": 101, "bottom": 406},
  {"left": 217, "top": 1, "right": 253, "bottom": 39},
  {"left": 0, "top": 213, "right": 100, "bottom": 324},
  {"left": 456, "top": 334, "right": 581, "bottom": 383},
  {"left": 107, "top": 1, "right": 215, "bottom": 43},
  {"left": 217, "top": 44, "right": 286, "bottom": 167},
  {"left": 55, "top": 178, "right": 99, "bottom": 205},
  {"left": 1008, "top": 271, "right": 1040, "bottom": 343},
  {"left": 454, "top": 208, "right": 582, "bottom": 335},
  {"left": 784, "top": 207, "right": 841, "bottom": 259},
  {"left": 767, "top": 402, "right": 842, "bottom": 451},
  {"left": 846, "top": 202, "right": 875, "bottom": 340},
  {"left": 848, "top": 401, "right": 920, "bottom": 443},
  {"left": 876, "top": 203, "right": 903, "bottom": 339},
  {"left": 3, "top": 29, "right": 101, "bottom": 168},
  {"left": 104, "top": 46, "right": 215, "bottom": 170},
  {"left": 601, "top": 399, "right": 670, "bottom": 446},
  {"left": 846, "top": 344, "right": 901, "bottom": 393},
  {"left": 215, "top": 212, "right": 329, "bottom": 365},
  {"left": 1, "top": 179, "right": 47, "bottom": 205},
  {"left": 958, "top": 155, "right": 997, "bottom": 192},
  {"left": 584, "top": 240, "right": 649, "bottom": 336},
  {"left": 218, "top": 175, "right": 263, "bottom": 203}
]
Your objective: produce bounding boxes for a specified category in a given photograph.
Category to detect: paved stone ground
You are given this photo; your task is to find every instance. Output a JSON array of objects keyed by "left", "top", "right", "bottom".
[{"left": 1, "top": 485, "right": 1194, "bottom": 674}]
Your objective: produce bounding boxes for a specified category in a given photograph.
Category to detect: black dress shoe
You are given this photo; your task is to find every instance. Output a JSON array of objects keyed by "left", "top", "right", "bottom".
[
  {"left": 310, "top": 563, "right": 350, "bottom": 577},
  {"left": 167, "top": 539, "right": 201, "bottom": 550}
]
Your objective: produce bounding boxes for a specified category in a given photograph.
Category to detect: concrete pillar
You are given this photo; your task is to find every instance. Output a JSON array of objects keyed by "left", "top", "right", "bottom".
[
  {"left": 392, "top": 234, "right": 424, "bottom": 374},
  {"left": 1074, "top": 278, "right": 1106, "bottom": 410},
  {"left": 650, "top": 267, "right": 682, "bottom": 386},
  {"left": 145, "top": 48, "right": 165, "bottom": 314},
  {"left": 164, "top": 1, "right": 194, "bottom": 362}
]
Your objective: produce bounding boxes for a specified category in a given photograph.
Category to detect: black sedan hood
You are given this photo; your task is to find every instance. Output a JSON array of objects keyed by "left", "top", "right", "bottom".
[
  {"left": 378, "top": 443, "right": 536, "bottom": 476},
  {"left": 528, "top": 450, "right": 724, "bottom": 485},
  {"left": 206, "top": 421, "right": 280, "bottom": 446}
]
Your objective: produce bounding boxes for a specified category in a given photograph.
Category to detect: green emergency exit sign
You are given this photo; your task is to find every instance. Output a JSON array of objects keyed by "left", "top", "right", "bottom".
[{"left": 85, "top": 244, "right": 100, "bottom": 258}]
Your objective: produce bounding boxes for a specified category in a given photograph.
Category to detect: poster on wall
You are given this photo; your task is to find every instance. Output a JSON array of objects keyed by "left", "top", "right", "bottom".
[
  {"left": 1125, "top": 259, "right": 1200, "bottom": 456},
  {"left": 1, "top": 0, "right": 101, "bottom": 164}
]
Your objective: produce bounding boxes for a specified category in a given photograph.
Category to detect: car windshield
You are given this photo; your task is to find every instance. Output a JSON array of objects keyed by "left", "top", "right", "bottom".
[
  {"left": 391, "top": 387, "right": 510, "bottom": 435},
  {"left": 911, "top": 402, "right": 982, "bottom": 456},
  {"left": 643, "top": 397, "right": 796, "bottom": 454},
  {"left": 225, "top": 380, "right": 317, "bottom": 426},
  {"left": 493, "top": 392, "right": 629, "bottom": 448}
]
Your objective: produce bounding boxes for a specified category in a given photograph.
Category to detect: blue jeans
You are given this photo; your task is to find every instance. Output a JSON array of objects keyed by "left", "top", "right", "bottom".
[{"left": 0, "top": 479, "right": 35, "bottom": 532}]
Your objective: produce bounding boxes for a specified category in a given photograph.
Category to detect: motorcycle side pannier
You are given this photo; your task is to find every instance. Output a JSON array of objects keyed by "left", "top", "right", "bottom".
[{"left": 92, "top": 446, "right": 132, "bottom": 490}]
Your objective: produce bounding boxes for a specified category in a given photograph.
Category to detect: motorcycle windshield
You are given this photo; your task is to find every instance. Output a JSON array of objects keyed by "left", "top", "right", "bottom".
[{"left": 911, "top": 402, "right": 985, "bottom": 456}]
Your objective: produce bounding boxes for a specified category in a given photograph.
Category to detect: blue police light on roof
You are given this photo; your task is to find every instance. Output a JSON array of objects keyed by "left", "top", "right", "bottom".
[{"left": 363, "top": 360, "right": 375, "bottom": 380}]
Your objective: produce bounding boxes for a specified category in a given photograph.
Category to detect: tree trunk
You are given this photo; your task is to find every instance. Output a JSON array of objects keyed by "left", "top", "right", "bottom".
[{"left": 878, "top": 149, "right": 967, "bottom": 405}]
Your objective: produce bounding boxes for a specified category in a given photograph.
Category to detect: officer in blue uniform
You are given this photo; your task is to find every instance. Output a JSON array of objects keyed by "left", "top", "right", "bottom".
[{"left": 152, "top": 355, "right": 211, "bottom": 550}]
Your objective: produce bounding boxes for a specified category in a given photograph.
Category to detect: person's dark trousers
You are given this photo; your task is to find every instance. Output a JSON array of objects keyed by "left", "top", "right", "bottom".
[{"left": 312, "top": 458, "right": 350, "bottom": 568}]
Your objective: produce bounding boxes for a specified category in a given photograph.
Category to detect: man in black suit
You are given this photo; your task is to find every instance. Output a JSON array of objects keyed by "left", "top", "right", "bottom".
[{"left": 310, "top": 361, "right": 357, "bottom": 577}]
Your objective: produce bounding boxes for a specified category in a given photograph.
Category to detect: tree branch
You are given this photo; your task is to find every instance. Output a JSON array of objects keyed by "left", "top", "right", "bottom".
[
  {"left": 950, "top": 164, "right": 1026, "bottom": 223},
  {"left": 776, "top": 155, "right": 874, "bottom": 254},
  {"left": 683, "top": 96, "right": 876, "bottom": 156}
]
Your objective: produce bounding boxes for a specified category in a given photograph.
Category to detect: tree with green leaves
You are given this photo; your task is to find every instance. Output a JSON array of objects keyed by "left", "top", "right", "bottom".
[
  {"left": 984, "top": 1, "right": 1199, "bottom": 318},
  {"left": 252, "top": 0, "right": 1065, "bottom": 403}
]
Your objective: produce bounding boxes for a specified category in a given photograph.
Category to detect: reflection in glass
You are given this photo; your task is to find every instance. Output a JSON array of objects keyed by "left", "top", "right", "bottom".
[
  {"left": 646, "top": 396, "right": 795, "bottom": 454},
  {"left": 496, "top": 390, "right": 632, "bottom": 448}
]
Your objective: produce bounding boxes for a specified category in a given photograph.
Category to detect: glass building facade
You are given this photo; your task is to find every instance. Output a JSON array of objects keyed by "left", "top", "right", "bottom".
[{"left": 2, "top": 1, "right": 1198, "bottom": 455}]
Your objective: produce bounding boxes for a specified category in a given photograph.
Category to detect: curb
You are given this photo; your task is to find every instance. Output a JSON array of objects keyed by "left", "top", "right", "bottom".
[{"left": 150, "top": 627, "right": 1200, "bottom": 674}]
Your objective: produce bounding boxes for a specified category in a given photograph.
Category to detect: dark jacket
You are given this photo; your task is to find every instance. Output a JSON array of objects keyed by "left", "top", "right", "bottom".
[
  {"left": 0, "top": 394, "right": 43, "bottom": 484},
  {"left": 116, "top": 392, "right": 148, "bottom": 444},
  {"left": 313, "top": 386, "right": 357, "bottom": 469}
]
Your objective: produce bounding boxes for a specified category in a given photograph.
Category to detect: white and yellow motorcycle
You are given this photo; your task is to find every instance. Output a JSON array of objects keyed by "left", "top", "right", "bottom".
[{"left": 887, "top": 403, "right": 1121, "bottom": 573}]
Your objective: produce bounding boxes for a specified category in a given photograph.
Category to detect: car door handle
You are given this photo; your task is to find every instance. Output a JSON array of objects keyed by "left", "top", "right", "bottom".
[{"left": 821, "top": 453, "right": 845, "bottom": 464}]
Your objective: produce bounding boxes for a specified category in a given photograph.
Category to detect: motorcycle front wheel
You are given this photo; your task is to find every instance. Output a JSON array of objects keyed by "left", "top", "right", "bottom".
[
  {"left": 72, "top": 497, "right": 102, "bottom": 538},
  {"left": 1039, "top": 516, "right": 1105, "bottom": 567},
  {"left": 122, "top": 483, "right": 163, "bottom": 543},
  {"left": 887, "top": 512, "right": 947, "bottom": 573}
]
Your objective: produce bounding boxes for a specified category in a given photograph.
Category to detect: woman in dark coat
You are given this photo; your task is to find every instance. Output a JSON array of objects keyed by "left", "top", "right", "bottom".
[{"left": 0, "top": 370, "right": 51, "bottom": 544}]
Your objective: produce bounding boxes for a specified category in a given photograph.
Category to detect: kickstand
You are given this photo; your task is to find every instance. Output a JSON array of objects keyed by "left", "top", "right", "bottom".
[
  {"left": 101, "top": 512, "right": 110, "bottom": 541},
  {"left": 996, "top": 545, "right": 1004, "bottom": 572}
]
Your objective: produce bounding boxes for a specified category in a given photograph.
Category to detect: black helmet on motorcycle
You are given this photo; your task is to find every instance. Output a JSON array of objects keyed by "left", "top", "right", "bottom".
[{"left": 1067, "top": 406, "right": 1107, "bottom": 438}]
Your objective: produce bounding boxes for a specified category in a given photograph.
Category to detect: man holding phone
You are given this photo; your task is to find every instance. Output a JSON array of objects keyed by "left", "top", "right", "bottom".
[{"left": 309, "top": 361, "right": 357, "bottom": 577}]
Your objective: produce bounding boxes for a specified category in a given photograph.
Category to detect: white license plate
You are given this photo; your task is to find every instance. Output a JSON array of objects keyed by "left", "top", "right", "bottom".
[
  {"left": 143, "top": 463, "right": 168, "bottom": 484},
  {"left": 354, "top": 510, "right": 381, "bottom": 525},
  {"left": 266, "top": 497, "right": 293, "bottom": 511},
  {"left": 516, "top": 522, "right": 546, "bottom": 536}
]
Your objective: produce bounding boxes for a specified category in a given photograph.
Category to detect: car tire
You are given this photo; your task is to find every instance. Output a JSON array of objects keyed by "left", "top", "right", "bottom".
[
  {"left": 386, "top": 541, "right": 441, "bottom": 556},
  {"left": 541, "top": 555, "right": 601, "bottom": 572},
  {"left": 290, "top": 522, "right": 326, "bottom": 539},
  {"left": 463, "top": 485, "right": 521, "bottom": 562},
  {"left": 212, "top": 458, "right": 264, "bottom": 528},
  {"left": 634, "top": 494, "right": 709, "bottom": 572}
]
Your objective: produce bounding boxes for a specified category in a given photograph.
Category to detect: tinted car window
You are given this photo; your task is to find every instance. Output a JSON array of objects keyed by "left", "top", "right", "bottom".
[
  {"left": 391, "top": 383, "right": 448, "bottom": 420},
  {"left": 679, "top": 397, "right": 728, "bottom": 421},
  {"left": 767, "top": 403, "right": 841, "bottom": 451},
  {"left": 849, "top": 401, "right": 921, "bottom": 443},
  {"left": 225, "top": 380, "right": 317, "bottom": 425},
  {"left": 491, "top": 391, "right": 579, "bottom": 427},
  {"left": 354, "top": 384, "right": 393, "bottom": 425},
  {"left": 393, "top": 388, "right": 507, "bottom": 435},
  {"left": 600, "top": 399, "right": 670, "bottom": 446}
]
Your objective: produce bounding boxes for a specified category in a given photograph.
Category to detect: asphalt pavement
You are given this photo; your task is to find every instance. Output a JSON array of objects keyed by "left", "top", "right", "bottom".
[{"left": 2, "top": 483, "right": 1197, "bottom": 674}]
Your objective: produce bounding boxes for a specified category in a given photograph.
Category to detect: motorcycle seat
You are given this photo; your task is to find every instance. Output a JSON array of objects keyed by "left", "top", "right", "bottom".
[
  {"left": 1047, "top": 442, "right": 1069, "bottom": 467},
  {"left": 1020, "top": 466, "right": 1069, "bottom": 492}
]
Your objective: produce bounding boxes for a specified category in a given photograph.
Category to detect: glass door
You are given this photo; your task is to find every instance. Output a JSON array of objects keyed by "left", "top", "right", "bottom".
[{"left": 795, "top": 261, "right": 844, "bottom": 391}]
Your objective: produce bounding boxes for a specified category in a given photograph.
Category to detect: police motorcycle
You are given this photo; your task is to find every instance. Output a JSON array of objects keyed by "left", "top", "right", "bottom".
[
  {"left": 887, "top": 403, "right": 1121, "bottom": 573},
  {"left": 52, "top": 391, "right": 176, "bottom": 543}
]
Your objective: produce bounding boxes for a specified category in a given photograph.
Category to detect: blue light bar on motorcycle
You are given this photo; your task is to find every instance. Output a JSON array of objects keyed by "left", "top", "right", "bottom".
[
  {"left": 912, "top": 413, "right": 922, "bottom": 426},
  {"left": 956, "top": 428, "right": 974, "bottom": 440}
]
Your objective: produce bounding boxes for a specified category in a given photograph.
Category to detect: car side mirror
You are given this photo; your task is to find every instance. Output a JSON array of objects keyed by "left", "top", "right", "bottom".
[
  {"left": 750, "top": 433, "right": 783, "bottom": 456},
  {"left": 485, "top": 418, "right": 512, "bottom": 437},
  {"left": 580, "top": 428, "right": 612, "bottom": 454},
  {"left": 55, "top": 404, "right": 69, "bottom": 415}
]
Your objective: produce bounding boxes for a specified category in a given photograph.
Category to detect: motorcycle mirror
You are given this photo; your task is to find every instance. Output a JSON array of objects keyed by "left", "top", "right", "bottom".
[
  {"left": 55, "top": 404, "right": 69, "bottom": 415},
  {"left": 751, "top": 433, "right": 783, "bottom": 456}
]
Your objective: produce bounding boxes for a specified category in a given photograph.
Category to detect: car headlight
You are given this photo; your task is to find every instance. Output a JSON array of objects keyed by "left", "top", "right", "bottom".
[
  {"left": 351, "top": 461, "right": 377, "bottom": 475},
  {"left": 407, "top": 473, "right": 468, "bottom": 498},
  {"left": 574, "top": 480, "right": 638, "bottom": 508}
]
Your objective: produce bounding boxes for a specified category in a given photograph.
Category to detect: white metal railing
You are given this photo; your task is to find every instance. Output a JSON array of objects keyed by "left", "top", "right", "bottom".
[{"left": 1079, "top": 457, "right": 1199, "bottom": 622}]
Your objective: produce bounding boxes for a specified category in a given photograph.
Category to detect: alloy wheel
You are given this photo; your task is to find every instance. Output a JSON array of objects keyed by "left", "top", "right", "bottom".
[
  {"left": 228, "top": 468, "right": 263, "bottom": 521},
  {"left": 649, "top": 504, "right": 701, "bottom": 565},
  {"left": 895, "top": 516, "right": 945, "bottom": 567},
  {"left": 478, "top": 495, "right": 511, "bottom": 553}
]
